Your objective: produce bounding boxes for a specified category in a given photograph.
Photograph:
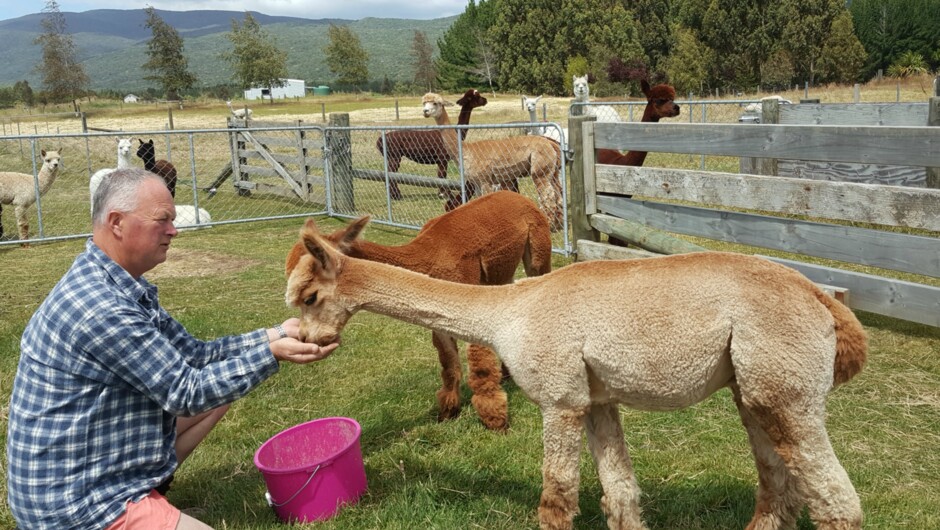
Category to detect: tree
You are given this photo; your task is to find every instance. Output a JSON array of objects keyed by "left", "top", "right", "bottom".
[
  {"left": 324, "top": 24, "right": 369, "bottom": 90},
  {"left": 412, "top": 31, "right": 437, "bottom": 91},
  {"left": 142, "top": 7, "right": 197, "bottom": 101},
  {"left": 435, "top": 0, "right": 499, "bottom": 92},
  {"left": 34, "top": 0, "right": 88, "bottom": 110},
  {"left": 12, "top": 80, "right": 35, "bottom": 107},
  {"left": 777, "top": 0, "right": 843, "bottom": 85},
  {"left": 817, "top": 11, "right": 867, "bottom": 84},
  {"left": 222, "top": 12, "right": 288, "bottom": 104},
  {"left": 662, "top": 24, "right": 713, "bottom": 95}
]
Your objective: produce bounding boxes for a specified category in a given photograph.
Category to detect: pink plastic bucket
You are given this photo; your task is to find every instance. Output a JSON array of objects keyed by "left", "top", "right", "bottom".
[{"left": 254, "top": 417, "right": 367, "bottom": 524}]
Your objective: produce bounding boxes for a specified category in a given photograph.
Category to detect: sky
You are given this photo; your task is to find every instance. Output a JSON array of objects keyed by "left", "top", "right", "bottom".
[{"left": 0, "top": 0, "right": 471, "bottom": 22}]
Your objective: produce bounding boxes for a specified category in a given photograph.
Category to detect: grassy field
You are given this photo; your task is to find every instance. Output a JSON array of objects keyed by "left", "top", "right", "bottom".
[{"left": 1, "top": 76, "right": 939, "bottom": 528}]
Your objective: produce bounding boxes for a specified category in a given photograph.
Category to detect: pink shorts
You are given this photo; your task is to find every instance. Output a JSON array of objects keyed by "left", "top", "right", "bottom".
[{"left": 104, "top": 490, "right": 181, "bottom": 530}]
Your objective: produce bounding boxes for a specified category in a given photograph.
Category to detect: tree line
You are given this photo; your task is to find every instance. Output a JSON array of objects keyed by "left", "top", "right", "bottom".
[
  {"left": 8, "top": 0, "right": 937, "bottom": 109},
  {"left": 435, "top": 0, "right": 939, "bottom": 96}
]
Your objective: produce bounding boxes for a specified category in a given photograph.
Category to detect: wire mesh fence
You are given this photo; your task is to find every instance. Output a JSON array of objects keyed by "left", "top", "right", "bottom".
[{"left": 0, "top": 119, "right": 571, "bottom": 254}]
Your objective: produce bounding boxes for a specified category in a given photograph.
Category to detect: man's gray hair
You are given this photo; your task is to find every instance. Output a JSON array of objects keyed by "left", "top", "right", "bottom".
[{"left": 92, "top": 169, "right": 166, "bottom": 227}]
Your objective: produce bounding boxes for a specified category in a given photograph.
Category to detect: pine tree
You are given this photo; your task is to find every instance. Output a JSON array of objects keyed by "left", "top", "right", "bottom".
[
  {"left": 34, "top": 0, "right": 88, "bottom": 110},
  {"left": 412, "top": 31, "right": 437, "bottom": 91},
  {"left": 142, "top": 7, "right": 197, "bottom": 101},
  {"left": 221, "top": 13, "right": 288, "bottom": 104},
  {"left": 817, "top": 11, "right": 867, "bottom": 84},
  {"left": 324, "top": 24, "right": 369, "bottom": 90},
  {"left": 777, "top": 0, "right": 843, "bottom": 85}
]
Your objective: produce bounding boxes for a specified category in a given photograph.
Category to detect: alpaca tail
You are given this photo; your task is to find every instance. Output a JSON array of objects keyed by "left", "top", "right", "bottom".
[{"left": 815, "top": 291, "right": 868, "bottom": 386}]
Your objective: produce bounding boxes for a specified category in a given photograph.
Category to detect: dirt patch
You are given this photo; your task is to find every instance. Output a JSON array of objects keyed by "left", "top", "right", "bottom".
[{"left": 148, "top": 247, "right": 260, "bottom": 280}]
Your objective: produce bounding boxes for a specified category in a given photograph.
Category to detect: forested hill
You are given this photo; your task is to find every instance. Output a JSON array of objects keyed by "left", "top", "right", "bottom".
[{"left": 0, "top": 9, "right": 457, "bottom": 91}]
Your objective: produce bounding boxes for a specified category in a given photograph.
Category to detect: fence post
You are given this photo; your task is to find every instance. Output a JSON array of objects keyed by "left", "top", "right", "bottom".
[
  {"left": 568, "top": 114, "right": 599, "bottom": 247},
  {"left": 758, "top": 99, "right": 780, "bottom": 176},
  {"left": 928, "top": 96, "right": 940, "bottom": 189},
  {"left": 327, "top": 113, "right": 355, "bottom": 213},
  {"left": 167, "top": 107, "right": 174, "bottom": 130}
]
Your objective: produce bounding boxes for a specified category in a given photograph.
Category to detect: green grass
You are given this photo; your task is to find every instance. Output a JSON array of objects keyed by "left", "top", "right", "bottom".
[{"left": 1, "top": 217, "right": 938, "bottom": 529}]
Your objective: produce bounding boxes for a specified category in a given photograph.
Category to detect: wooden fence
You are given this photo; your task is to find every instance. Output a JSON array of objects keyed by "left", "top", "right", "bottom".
[{"left": 567, "top": 95, "right": 940, "bottom": 327}]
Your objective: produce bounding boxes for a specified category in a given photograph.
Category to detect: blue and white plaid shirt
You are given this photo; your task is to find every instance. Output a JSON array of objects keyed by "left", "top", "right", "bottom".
[{"left": 7, "top": 239, "right": 279, "bottom": 529}]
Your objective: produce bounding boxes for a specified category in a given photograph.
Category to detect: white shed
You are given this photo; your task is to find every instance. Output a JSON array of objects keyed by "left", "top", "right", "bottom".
[
  {"left": 123, "top": 94, "right": 139, "bottom": 103},
  {"left": 243, "top": 79, "right": 306, "bottom": 100}
]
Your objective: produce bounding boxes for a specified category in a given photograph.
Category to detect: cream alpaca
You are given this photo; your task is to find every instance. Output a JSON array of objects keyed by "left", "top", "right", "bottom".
[
  {"left": 287, "top": 217, "right": 867, "bottom": 530},
  {"left": 422, "top": 92, "right": 564, "bottom": 230},
  {"left": 0, "top": 149, "right": 62, "bottom": 245}
]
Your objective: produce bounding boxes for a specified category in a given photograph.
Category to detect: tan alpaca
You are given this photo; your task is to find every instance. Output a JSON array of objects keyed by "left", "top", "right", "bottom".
[
  {"left": 0, "top": 149, "right": 62, "bottom": 246},
  {"left": 422, "top": 92, "right": 564, "bottom": 230},
  {"left": 285, "top": 191, "right": 553, "bottom": 431},
  {"left": 287, "top": 217, "right": 867, "bottom": 530}
]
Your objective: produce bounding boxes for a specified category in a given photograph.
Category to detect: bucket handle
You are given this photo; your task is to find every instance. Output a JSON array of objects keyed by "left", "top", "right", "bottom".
[{"left": 266, "top": 464, "right": 321, "bottom": 508}]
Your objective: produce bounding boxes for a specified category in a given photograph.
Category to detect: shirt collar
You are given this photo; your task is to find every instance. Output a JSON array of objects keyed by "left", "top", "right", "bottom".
[{"left": 84, "top": 238, "right": 158, "bottom": 306}]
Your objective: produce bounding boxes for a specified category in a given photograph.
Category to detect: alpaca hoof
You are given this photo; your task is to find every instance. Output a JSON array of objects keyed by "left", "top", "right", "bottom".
[{"left": 437, "top": 406, "right": 461, "bottom": 422}]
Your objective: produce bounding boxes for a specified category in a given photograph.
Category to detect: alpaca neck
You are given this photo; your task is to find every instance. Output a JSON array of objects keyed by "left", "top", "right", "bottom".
[
  {"left": 117, "top": 152, "right": 133, "bottom": 169},
  {"left": 347, "top": 239, "right": 423, "bottom": 270},
  {"left": 142, "top": 156, "right": 156, "bottom": 171},
  {"left": 456, "top": 104, "right": 475, "bottom": 140},
  {"left": 622, "top": 103, "right": 662, "bottom": 166},
  {"left": 37, "top": 165, "right": 59, "bottom": 195},
  {"left": 433, "top": 107, "right": 463, "bottom": 162},
  {"left": 340, "top": 255, "right": 510, "bottom": 349}
]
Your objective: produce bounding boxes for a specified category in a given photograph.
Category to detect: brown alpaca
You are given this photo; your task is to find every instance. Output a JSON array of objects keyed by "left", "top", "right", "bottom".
[
  {"left": 422, "top": 92, "right": 565, "bottom": 231},
  {"left": 377, "top": 88, "right": 488, "bottom": 200},
  {"left": 596, "top": 80, "right": 680, "bottom": 166},
  {"left": 136, "top": 139, "right": 177, "bottom": 197},
  {"left": 597, "top": 80, "right": 680, "bottom": 247},
  {"left": 288, "top": 222, "right": 867, "bottom": 530},
  {"left": 285, "top": 191, "right": 553, "bottom": 431}
]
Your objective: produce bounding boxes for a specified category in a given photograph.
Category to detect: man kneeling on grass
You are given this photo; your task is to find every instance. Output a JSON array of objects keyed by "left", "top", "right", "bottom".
[{"left": 6, "top": 168, "right": 339, "bottom": 530}]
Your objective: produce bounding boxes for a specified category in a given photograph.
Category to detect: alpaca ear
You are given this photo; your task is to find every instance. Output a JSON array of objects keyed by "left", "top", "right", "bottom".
[
  {"left": 138, "top": 139, "right": 143, "bottom": 145},
  {"left": 301, "top": 219, "right": 334, "bottom": 272},
  {"left": 641, "top": 80, "right": 651, "bottom": 96},
  {"left": 285, "top": 242, "right": 304, "bottom": 277},
  {"left": 336, "top": 216, "right": 370, "bottom": 252},
  {"left": 41, "top": 150, "right": 46, "bottom": 157}
]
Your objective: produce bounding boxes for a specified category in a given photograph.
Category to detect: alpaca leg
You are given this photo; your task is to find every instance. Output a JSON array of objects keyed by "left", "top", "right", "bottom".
[
  {"left": 584, "top": 403, "right": 646, "bottom": 530},
  {"left": 431, "top": 331, "right": 462, "bottom": 421},
  {"left": 730, "top": 384, "right": 802, "bottom": 530},
  {"left": 538, "top": 405, "right": 585, "bottom": 530},
  {"left": 532, "top": 176, "right": 563, "bottom": 232},
  {"left": 436, "top": 160, "right": 449, "bottom": 198},
  {"left": 15, "top": 204, "right": 30, "bottom": 246},
  {"left": 466, "top": 344, "right": 508, "bottom": 431},
  {"left": 736, "top": 386, "right": 861, "bottom": 529},
  {"left": 387, "top": 156, "right": 403, "bottom": 200}
]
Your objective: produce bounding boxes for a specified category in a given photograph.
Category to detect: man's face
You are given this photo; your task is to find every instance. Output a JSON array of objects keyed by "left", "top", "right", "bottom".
[{"left": 121, "top": 179, "right": 177, "bottom": 276}]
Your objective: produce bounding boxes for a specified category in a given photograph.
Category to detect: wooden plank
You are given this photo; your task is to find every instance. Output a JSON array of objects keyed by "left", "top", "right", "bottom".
[
  {"left": 582, "top": 120, "right": 597, "bottom": 215},
  {"left": 779, "top": 103, "right": 928, "bottom": 126},
  {"left": 576, "top": 240, "right": 661, "bottom": 261},
  {"left": 596, "top": 195, "right": 940, "bottom": 278},
  {"left": 595, "top": 165, "right": 940, "bottom": 231},
  {"left": 777, "top": 160, "right": 925, "bottom": 187},
  {"left": 241, "top": 135, "right": 298, "bottom": 148},
  {"left": 352, "top": 169, "right": 462, "bottom": 190},
  {"left": 589, "top": 213, "right": 706, "bottom": 255},
  {"left": 593, "top": 122, "right": 940, "bottom": 167},
  {"left": 568, "top": 115, "right": 598, "bottom": 242},
  {"left": 241, "top": 131, "right": 304, "bottom": 197},
  {"left": 237, "top": 149, "right": 325, "bottom": 169},
  {"left": 761, "top": 256, "right": 940, "bottom": 328}
]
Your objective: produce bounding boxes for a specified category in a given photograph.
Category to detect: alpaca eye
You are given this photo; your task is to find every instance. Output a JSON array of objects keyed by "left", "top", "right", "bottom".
[{"left": 304, "top": 293, "right": 318, "bottom": 306}]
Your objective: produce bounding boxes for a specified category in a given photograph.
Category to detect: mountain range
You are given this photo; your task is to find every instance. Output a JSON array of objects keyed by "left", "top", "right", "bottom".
[{"left": 0, "top": 9, "right": 458, "bottom": 92}]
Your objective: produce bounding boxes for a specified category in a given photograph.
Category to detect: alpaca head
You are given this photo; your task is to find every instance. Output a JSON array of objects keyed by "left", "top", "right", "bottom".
[
  {"left": 117, "top": 138, "right": 133, "bottom": 157},
  {"left": 572, "top": 75, "right": 590, "bottom": 101},
  {"left": 422, "top": 92, "right": 452, "bottom": 120},
  {"left": 39, "top": 149, "right": 62, "bottom": 172},
  {"left": 285, "top": 217, "right": 363, "bottom": 345},
  {"left": 641, "top": 80, "right": 681, "bottom": 120},
  {"left": 523, "top": 95, "right": 542, "bottom": 113},
  {"left": 136, "top": 139, "right": 155, "bottom": 161},
  {"left": 456, "top": 89, "right": 487, "bottom": 110}
]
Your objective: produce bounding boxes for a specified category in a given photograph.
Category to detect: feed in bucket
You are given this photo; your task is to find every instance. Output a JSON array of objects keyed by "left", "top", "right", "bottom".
[{"left": 254, "top": 417, "right": 367, "bottom": 523}]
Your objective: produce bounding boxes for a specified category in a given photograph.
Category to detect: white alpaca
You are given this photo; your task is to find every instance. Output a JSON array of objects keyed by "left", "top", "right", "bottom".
[
  {"left": 226, "top": 100, "right": 253, "bottom": 122},
  {"left": 0, "top": 149, "right": 62, "bottom": 245},
  {"left": 173, "top": 205, "right": 212, "bottom": 229},
  {"left": 523, "top": 94, "right": 567, "bottom": 145},
  {"left": 572, "top": 75, "right": 622, "bottom": 122},
  {"left": 89, "top": 138, "right": 135, "bottom": 214}
]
